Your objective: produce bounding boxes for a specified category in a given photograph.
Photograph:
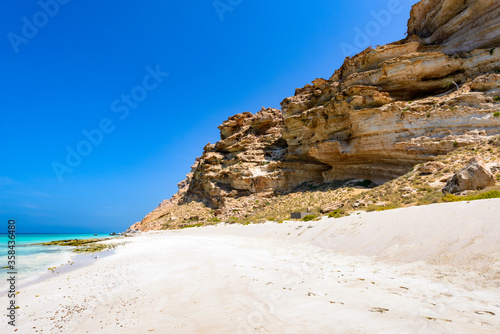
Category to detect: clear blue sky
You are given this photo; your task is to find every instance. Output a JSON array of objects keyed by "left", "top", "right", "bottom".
[{"left": 0, "top": 0, "right": 417, "bottom": 233}]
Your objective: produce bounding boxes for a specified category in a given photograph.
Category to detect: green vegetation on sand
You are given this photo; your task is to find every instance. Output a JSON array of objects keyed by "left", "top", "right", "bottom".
[
  {"left": 36, "top": 237, "right": 124, "bottom": 254},
  {"left": 442, "top": 190, "right": 500, "bottom": 203},
  {"left": 36, "top": 238, "right": 113, "bottom": 246}
]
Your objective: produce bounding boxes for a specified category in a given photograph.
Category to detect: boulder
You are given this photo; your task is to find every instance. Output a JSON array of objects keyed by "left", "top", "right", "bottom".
[
  {"left": 443, "top": 158, "right": 496, "bottom": 193},
  {"left": 352, "top": 200, "right": 367, "bottom": 209},
  {"left": 417, "top": 161, "right": 446, "bottom": 174},
  {"left": 320, "top": 202, "right": 344, "bottom": 214}
]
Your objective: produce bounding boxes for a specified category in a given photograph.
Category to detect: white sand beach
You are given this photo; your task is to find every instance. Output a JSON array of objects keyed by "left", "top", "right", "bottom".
[{"left": 3, "top": 199, "right": 500, "bottom": 333}]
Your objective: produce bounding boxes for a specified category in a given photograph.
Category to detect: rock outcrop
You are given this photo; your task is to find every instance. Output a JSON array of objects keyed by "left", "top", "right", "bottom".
[
  {"left": 443, "top": 157, "right": 496, "bottom": 193},
  {"left": 183, "top": 108, "right": 329, "bottom": 208},
  {"left": 129, "top": 0, "right": 500, "bottom": 231},
  {"left": 407, "top": 0, "right": 500, "bottom": 54},
  {"left": 279, "top": 0, "right": 500, "bottom": 184},
  {"left": 283, "top": 60, "right": 500, "bottom": 183},
  {"left": 417, "top": 161, "right": 446, "bottom": 174}
]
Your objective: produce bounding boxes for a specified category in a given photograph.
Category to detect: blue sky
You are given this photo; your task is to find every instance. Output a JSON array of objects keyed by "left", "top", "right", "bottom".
[{"left": 0, "top": 0, "right": 417, "bottom": 233}]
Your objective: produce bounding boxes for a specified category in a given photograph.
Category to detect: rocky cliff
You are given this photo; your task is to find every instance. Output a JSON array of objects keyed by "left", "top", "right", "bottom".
[
  {"left": 407, "top": 0, "right": 500, "bottom": 53},
  {"left": 129, "top": 0, "right": 500, "bottom": 232},
  {"left": 183, "top": 107, "right": 330, "bottom": 208}
]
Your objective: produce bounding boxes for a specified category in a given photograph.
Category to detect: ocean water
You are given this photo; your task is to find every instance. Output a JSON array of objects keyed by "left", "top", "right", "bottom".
[{"left": 1, "top": 233, "right": 117, "bottom": 291}]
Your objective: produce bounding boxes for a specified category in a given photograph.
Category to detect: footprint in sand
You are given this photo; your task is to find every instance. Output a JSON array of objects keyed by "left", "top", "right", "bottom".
[
  {"left": 426, "top": 317, "right": 452, "bottom": 322},
  {"left": 475, "top": 311, "right": 495, "bottom": 316},
  {"left": 369, "top": 307, "right": 389, "bottom": 314}
]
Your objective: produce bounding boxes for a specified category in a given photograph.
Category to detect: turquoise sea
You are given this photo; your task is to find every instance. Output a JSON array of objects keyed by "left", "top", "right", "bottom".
[{"left": 1, "top": 234, "right": 117, "bottom": 291}]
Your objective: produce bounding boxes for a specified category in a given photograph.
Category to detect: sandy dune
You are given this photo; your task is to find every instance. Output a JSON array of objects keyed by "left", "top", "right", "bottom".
[{"left": 3, "top": 199, "right": 500, "bottom": 333}]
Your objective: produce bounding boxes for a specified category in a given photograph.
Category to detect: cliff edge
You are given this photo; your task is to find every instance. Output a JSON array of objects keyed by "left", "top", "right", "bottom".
[{"left": 129, "top": 0, "right": 500, "bottom": 232}]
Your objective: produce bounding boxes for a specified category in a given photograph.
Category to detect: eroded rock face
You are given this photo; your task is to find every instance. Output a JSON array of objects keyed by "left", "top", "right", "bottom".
[
  {"left": 216, "top": 0, "right": 500, "bottom": 194},
  {"left": 130, "top": 0, "right": 500, "bottom": 231},
  {"left": 443, "top": 157, "right": 496, "bottom": 193},
  {"left": 407, "top": 0, "right": 500, "bottom": 54},
  {"left": 282, "top": 50, "right": 500, "bottom": 183},
  {"left": 278, "top": 1, "right": 500, "bottom": 184},
  {"left": 183, "top": 108, "right": 329, "bottom": 208}
]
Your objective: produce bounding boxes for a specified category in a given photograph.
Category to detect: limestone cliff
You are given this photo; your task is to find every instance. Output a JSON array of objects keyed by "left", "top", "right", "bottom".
[
  {"left": 128, "top": 0, "right": 500, "bottom": 232},
  {"left": 183, "top": 107, "right": 329, "bottom": 208},
  {"left": 283, "top": 51, "right": 500, "bottom": 183},
  {"left": 407, "top": 0, "right": 500, "bottom": 53}
]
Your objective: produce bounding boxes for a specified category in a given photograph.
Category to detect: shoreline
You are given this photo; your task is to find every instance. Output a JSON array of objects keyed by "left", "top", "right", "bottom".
[
  {"left": 1, "top": 237, "right": 125, "bottom": 295},
  {"left": 3, "top": 199, "right": 500, "bottom": 333},
  {"left": 2, "top": 250, "right": 119, "bottom": 296}
]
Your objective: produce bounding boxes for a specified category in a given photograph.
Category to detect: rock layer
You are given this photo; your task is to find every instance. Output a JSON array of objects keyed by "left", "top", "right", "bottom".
[
  {"left": 282, "top": 64, "right": 500, "bottom": 183},
  {"left": 130, "top": 0, "right": 500, "bottom": 231},
  {"left": 183, "top": 108, "right": 329, "bottom": 208},
  {"left": 407, "top": 0, "right": 500, "bottom": 53}
]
